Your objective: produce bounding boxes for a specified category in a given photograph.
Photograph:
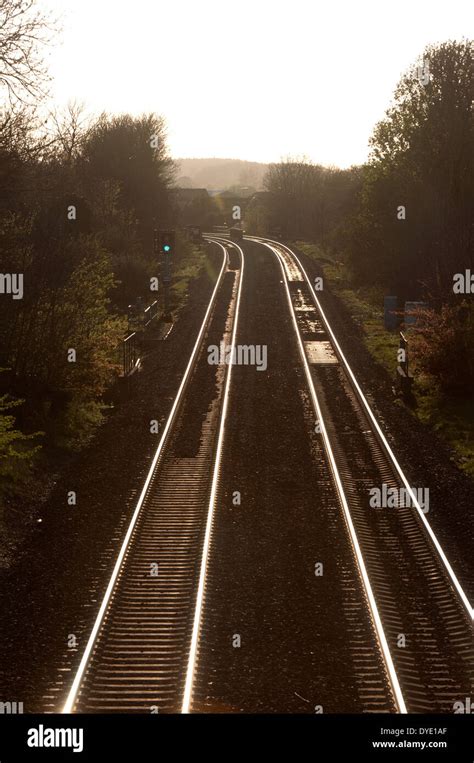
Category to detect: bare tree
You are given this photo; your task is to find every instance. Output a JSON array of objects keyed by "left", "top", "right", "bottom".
[
  {"left": 49, "top": 101, "right": 92, "bottom": 162},
  {"left": 0, "top": 0, "right": 54, "bottom": 104}
]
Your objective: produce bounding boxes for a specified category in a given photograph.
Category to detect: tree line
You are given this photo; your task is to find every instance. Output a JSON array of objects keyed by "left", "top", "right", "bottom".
[
  {"left": 0, "top": 1, "right": 182, "bottom": 497},
  {"left": 255, "top": 40, "right": 473, "bottom": 392},
  {"left": 0, "top": 105, "right": 179, "bottom": 470}
]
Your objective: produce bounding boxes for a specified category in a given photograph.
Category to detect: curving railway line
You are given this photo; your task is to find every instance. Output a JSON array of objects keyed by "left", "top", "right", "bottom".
[
  {"left": 59, "top": 235, "right": 472, "bottom": 715},
  {"left": 62, "top": 239, "right": 242, "bottom": 712}
]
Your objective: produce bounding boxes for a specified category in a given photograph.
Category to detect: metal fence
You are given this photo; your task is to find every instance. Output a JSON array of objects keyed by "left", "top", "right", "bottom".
[
  {"left": 119, "top": 300, "right": 160, "bottom": 377},
  {"left": 143, "top": 300, "right": 158, "bottom": 328},
  {"left": 121, "top": 332, "right": 138, "bottom": 377}
]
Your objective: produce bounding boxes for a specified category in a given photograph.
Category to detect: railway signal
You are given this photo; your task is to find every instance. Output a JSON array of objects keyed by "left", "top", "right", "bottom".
[
  {"left": 153, "top": 228, "right": 175, "bottom": 319},
  {"left": 154, "top": 228, "right": 175, "bottom": 256},
  {"left": 159, "top": 229, "right": 175, "bottom": 256}
]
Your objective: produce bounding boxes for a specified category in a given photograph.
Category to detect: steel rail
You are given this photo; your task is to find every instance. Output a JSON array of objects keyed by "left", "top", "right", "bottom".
[
  {"left": 262, "top": 238, "right": 406, "bottom": 713},
  {"left": 249, "top": 235, "right": 473, "bottom": 620},
  {"left": 62, "top": 241, "right": 230, "bottom": 713},
  {"left": 181, "top": 238, "right": 245, "bottom": 712}
]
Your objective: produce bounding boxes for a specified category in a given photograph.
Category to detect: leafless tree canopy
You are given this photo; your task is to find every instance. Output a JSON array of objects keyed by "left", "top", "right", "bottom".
[
  {"left": 49, "top": 102, "right": 92, "bottom": 162},
  {"left": 0, "top": 0, "right": 54, "bottom": 103}
]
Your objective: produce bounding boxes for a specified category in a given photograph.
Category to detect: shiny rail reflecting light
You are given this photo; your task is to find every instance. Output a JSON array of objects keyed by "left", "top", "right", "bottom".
[
  {"left": 181, "top": 238, "right": 245, "bottom": 713},
  {"left": 263, "top": 239, "right": 407, "bottom": 714},
  {"left": 252, "top": 235, "right": 473, "bottom": 622},
  {"left": 62, "top": 243, "right": 229, "bottom": 714}
]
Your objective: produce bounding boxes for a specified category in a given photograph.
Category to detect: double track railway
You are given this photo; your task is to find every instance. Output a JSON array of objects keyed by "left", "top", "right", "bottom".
[{"left": 58, "top": 236, "right": 472, "bottom": 715}]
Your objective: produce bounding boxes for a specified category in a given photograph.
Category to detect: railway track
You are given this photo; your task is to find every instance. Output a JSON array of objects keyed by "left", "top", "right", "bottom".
[
  {"left": 61, "top": 234, "right": 472, "bottom": 715},
  {"left": 62, "top": 238, "right": 243, "bottom": 712},
  {"left": 246, "top": 236, "right": 473, "bottom": 713}
]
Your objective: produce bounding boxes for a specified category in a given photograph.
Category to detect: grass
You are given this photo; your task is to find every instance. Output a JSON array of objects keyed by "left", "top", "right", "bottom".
[
  {"left": 170, "top": 242, "right": 204, "bottom": 315},
  {"left": 296, "top": 241, "right": 474, "bottom": 476},
  {"left": 170, "top": 239, "right": 217, "bottom": 316},
  {"left": 415, "top": 379, "right": 474, "bottom": 475}
]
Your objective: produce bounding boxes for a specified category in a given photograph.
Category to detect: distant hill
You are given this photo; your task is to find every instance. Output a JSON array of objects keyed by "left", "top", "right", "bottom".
[{"left": 175, "top": 158, "right": 268, "bottom": 191}]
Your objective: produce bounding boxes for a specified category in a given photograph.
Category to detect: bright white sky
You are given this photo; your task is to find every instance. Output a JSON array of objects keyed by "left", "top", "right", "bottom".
[{"left": 40, "top": 0, "right": 472, "bottom": 167}]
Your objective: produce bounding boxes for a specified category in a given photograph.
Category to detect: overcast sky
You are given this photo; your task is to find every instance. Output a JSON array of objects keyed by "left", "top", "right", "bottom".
[{"left": 40, "top": 0, "right": 472, "bottom": 167}]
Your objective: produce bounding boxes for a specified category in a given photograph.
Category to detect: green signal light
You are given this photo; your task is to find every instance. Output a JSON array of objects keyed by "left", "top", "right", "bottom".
[{"left": 163, "top": 245, "right": 171, "bottom": 252}]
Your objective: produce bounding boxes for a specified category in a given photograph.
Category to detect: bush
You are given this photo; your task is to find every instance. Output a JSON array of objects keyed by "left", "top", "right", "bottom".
[
  {"left": 410, "top": 303, "right": 474, "bottom": 392},
  {"left": 0, "top": 393, "right": 41, "bottom": 487},
  {"left": 54, "top": 399, "right": 108, "bottom": 451}
]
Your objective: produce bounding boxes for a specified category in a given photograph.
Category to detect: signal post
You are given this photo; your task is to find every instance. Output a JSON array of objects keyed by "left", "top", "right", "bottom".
[{"left": 154, "top": 229, "right": 175, "bottom": 320}]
